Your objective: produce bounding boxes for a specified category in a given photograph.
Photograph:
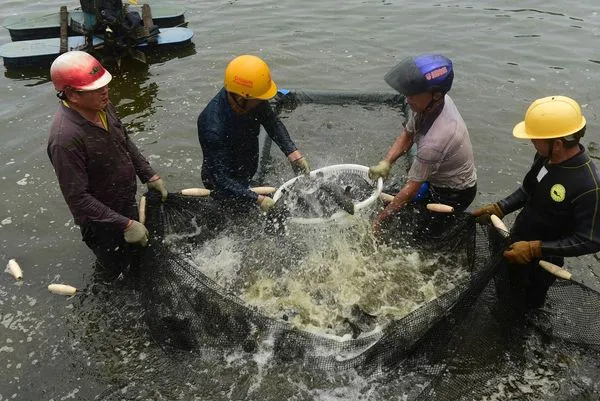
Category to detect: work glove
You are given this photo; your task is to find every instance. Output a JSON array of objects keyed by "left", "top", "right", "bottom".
[
  {"left": 290, "top": 157, "right": 311, "bottom": 176},
  {"left": 124, "top": 220, "right": 149, "bottom": 247},
  {"left": 368, "top": 160, "right": 391, "bottom": 181},
  {"left": 471, "top": 203, "right": 503, "bottom": 224},
  {"left": 259, "top": 196, "right": 276, "bottom": 212},
  {"left": 503, "top": 240, "right": 542, "bottom": 265},
  {"left": 147, "top": 176, "right": 168, "bottom": 202}
]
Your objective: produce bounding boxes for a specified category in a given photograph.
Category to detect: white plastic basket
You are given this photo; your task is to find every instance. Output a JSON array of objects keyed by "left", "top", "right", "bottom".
[{"left": 272, "top": 164, "right": 383, "bottom": 224}]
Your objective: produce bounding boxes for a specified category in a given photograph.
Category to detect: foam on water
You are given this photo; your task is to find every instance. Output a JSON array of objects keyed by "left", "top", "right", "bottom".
[{"left": 187, "top": 215, "right": 469, "bottom": 338}]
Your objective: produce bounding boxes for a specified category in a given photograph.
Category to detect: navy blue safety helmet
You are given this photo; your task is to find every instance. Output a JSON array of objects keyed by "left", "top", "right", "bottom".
[{"left": 384, "top": 54, "right": 454, "bottom": 96}]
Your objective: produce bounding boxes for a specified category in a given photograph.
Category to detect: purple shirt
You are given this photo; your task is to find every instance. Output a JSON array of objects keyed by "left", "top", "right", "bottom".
[{"left": 47, "top": 102, "right": 155, "bottom": 231}]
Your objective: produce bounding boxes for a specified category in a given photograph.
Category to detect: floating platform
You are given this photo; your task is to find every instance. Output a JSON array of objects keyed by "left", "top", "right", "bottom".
[
  {"left": 3, "top": 5, "right": 186, "bottom": 41},
  {"left": 0, "top": 27, "right": 193, "bottom": 68}
]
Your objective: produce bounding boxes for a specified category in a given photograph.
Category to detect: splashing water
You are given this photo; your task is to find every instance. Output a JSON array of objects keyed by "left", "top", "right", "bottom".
[{"left": 184, "top": 215, "right": 469, "bottom": 338}]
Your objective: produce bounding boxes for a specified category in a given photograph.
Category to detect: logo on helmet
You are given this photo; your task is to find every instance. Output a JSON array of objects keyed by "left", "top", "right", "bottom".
[
  {"left": 233, "top": 75, "right": 253, "bottom": 88},
  {"left": 550, "top": 184, "right": 566, "bottom": 202},
  {"left": 425, "top": 66, "right": 448, "bottom": 81},
  {"left": 89, "top": 66, "right": 100, "bottom": 75}
]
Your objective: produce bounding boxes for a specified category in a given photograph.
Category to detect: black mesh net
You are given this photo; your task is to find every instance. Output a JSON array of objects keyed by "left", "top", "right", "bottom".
[{"left": 138, "top": 91, "right": 600, "bottom": 400}]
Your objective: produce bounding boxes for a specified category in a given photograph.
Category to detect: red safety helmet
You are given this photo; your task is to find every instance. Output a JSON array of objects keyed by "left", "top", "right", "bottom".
[{"left": 50, "top": 51, "right": 112, "bottom": 92}]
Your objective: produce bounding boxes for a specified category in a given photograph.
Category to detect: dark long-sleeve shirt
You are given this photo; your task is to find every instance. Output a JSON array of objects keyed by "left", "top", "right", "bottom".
[
  {"left": 197, "top": 88, "right": 297, "bottom": 203},
  {"left": 47, "top": 102, "right": 156, "bottom": 231},
  {"left": 498, "top": 145, "right": 600, "bottom": 258}
]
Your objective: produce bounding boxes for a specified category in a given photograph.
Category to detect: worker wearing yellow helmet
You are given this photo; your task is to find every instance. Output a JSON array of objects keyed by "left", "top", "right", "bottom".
[
  {"left": 197, "top": 55, "right": 310, "bottom": 212},
  {"left": 473, "top": 95, "right": 600, "bottom": 310}
]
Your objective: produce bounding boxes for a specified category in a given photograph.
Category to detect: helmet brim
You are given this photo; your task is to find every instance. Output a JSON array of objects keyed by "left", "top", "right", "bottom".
[
  {"left": 253, "top": 80, "right": 278, "bottom": 100},
  {"left": 77, "top": 69, "right": 113, "bottom": 91},
  {"left": 512, "top": 121, "right": 529, "bottom": 139}
]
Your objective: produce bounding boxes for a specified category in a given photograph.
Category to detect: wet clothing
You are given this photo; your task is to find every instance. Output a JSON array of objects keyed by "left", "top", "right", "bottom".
[
  {"left": 48, "top": 101, "right": 155, "bottom": 230},
  {"left": 405, "top": 95, "right": 477, "bottom": 192},
  {"left": 497, "top": 145, "right": 600, "bottom": 308},
  {"left": 48, "top": 101, "right": 155, "bottom": 274},
  {"left": 197, "top": 88, "right": 297, "bottom": 204}
]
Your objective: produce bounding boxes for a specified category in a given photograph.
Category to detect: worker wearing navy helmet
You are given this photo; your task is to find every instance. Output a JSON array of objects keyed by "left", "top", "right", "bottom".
[
  {"left": 473, "top": 96, "right": 600, "bottom": 309},
  {"left": 370, "top": 54, "right": 477, "bottom": 233},
  {"left": 197, "top": 55, "right": 310, "bottom": 212}
]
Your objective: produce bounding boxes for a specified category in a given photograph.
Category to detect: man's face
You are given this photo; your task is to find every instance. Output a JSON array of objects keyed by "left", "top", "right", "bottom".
[
  {"left": 231, "top": 93, "right": 261, "bottom": 113},
  {"left": 68, "top": 85, "right": 110, "bottom": 111},
  {"left": 531, "top": 138, "right": 556, "bottom": 158},
  {"left": 405, "top": 91, "right": 434, "bottom": 112}
]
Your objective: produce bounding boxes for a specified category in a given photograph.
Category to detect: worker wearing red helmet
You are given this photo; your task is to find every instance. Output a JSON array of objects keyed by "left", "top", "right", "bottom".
[
  {"left": 369, "top": 54, "right": 477, "bottom": 234},
  {"left": 47, "top": 51, "right": 168, "bottom": 280}
]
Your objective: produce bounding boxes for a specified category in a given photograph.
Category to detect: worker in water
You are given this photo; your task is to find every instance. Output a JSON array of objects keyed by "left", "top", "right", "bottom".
[
  {"left": 47, "top": 51, "right": 168, "bottom": 280},
  {"left": 473, "top": 95, "right": 600, "bottom": 310},
  {"left": 369, "top": 54, "right": 477, "bottom": 234},
  {"left": 197, "top": 54, "right": 310, "bottom": 212}
]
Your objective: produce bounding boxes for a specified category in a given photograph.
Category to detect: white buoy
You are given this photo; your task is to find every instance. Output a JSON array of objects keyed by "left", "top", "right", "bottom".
[
  {"left": 490, "top": 215, "right": 510, "bottom": 238},
  {"left": 379, "top": 193, "right": 395, "bottom": 203},
  {"left": 48, "top": 284, "right": 77, "bottom": 296},
  {"left": 539, "top": 260, "right": 573, "bottom": 280},
  {"left": 180, "top": 187, "right": 277, "bottom": 197},
  {"left": 250, "top": 186, "right": 277, "bottom": 195},
  {"left": 139, "top": 195, "right": 147, "bottom": 225},
  {"left": 180, "top": 188, "right": 211, "bottom": 196},
  {"left": 6, "top": 258, "right": 23, "bottom": 280},
  {"left": 426, "top": 203, "right": 454, "bottom": 213}
]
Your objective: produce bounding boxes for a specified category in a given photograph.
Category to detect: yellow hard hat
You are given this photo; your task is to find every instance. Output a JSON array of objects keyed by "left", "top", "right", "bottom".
[
  {"left": 513, "top": 96, "right": 586, "bottom": 139},
  {"left": 224, "top": 55, "right": 278, "bottom": 100}
]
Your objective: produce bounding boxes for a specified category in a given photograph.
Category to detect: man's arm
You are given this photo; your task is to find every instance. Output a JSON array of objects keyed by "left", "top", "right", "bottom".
[
  {"left": 258, "top": 102, "right": 297, "bottom": 156},
  {"left": 383, "top": 129, "right": 415, "bottom": 164}
]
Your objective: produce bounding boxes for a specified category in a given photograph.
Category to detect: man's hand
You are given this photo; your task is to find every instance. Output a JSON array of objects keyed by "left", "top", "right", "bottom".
[
  {"left": 147, "top": 175, "right": 168, "bottom": 202},
  {"left": 368, "top": 160, "right": 391, "bottom": 181},
  {"left": 259, "top": 196, "right": 276, "bottom": 212},
  {"left": 503, "top": 240, "right": 542, "bottom": 264},
  {"left": 124, "top": 220, "right": 149, "bottom": 247},
  {"left": 290, "top": 157, "right": 310, "bottom": 176},
  {"left": 471, "top": 203, "right": 503, "bottom": 224}
]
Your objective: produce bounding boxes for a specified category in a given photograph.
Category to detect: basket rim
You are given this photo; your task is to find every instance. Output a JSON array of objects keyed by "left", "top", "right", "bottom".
[{"left": 272, "top": 164, "right": 383, "bottom": 224}]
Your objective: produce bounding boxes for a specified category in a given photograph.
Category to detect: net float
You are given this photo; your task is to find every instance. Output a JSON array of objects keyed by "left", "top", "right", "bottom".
[
  {"left": 539, "top": 260, "right": 573, "bottom": 281},
  {"left": 490, "top": 215, "right": 510, "bottom": 237},
  {"left": 426, "top": 203, "right": 454, "bottom": 213},
  {"left": 48, "top": 283, "right": 78, "bottom": 296},
  {"left": 379, "top": 192, "right": 395, "bottom": 203},
  {"left": 6, "top": 258, "right": 23, "bottom": 280},
  {"left": 139, "top": 195, "right": 147, "bottom": 225},
  {"left": 180, "top": 187, "right": 276, "bottom": 197}
]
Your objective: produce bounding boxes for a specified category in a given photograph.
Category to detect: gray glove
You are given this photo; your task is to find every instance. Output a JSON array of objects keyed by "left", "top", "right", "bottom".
[
  {"left": 368, "top": 160, "right": 391, "bottom": 180},
  {"left": 259, "top": 197, "right": 276, "bottom": 212},
  {"left": 147, "top": 177, "right": 168, "bottom": 202},
  {"left": 290, "top": 157, "right": 311, "bottom": 176},
  {"left": 124, "top": 220, "right": 149, "bottom": 247}
]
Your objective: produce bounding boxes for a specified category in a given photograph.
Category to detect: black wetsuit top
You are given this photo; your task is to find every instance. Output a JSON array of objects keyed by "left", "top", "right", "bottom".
[
  {"left": 197, "top": 88, "right": 297, "bottom": 203},
  {"left": 498, "top": 145, "right": 600, "bottom": 261}
]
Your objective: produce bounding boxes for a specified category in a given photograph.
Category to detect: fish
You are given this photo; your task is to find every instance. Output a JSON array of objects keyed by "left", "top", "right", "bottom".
[
  {"left": 343, "top": 304, "right": 378, "bottom": 339},
  {"left": 274, "top": 172, "right": 373, "bottom": 220},
  {"left": 6, "top": 258, "right": 23, "bottom": 280}
]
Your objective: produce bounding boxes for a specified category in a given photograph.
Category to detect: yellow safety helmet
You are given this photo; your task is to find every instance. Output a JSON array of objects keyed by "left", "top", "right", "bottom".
[
  {"left": 224, "top": 55, "right": 278, "bottom": 100},
  {"left": 513, "top": 95, "right": 586, "bottom": 139}
]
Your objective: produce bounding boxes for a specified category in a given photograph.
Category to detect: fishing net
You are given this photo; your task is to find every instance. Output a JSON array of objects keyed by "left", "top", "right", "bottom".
[{"left": 138, "top": 91, "right": 600, "bottom": 400}]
